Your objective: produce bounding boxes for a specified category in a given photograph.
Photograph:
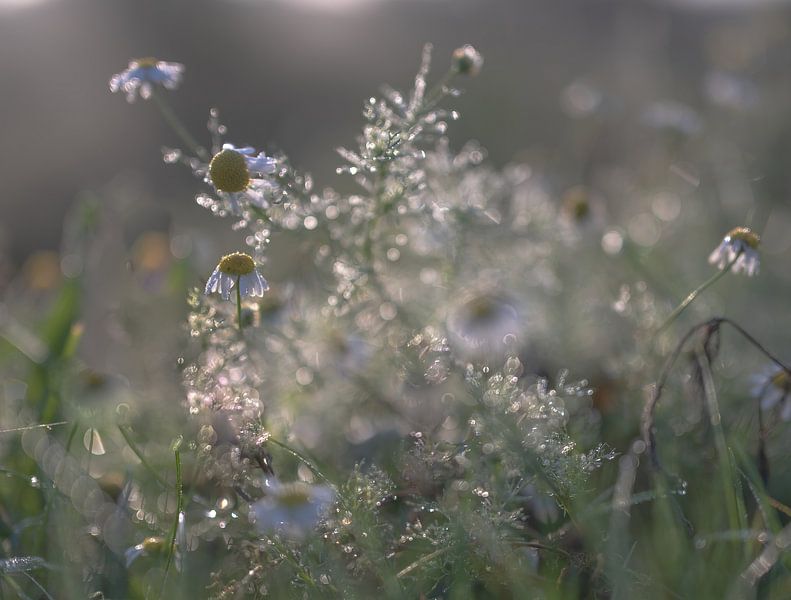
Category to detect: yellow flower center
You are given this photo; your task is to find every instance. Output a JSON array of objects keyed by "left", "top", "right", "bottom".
[
  {"left": 219, "top": 252, "right": 256, "bottom": 276},
  {"left": 142, "top": 537, "right": 165, "bottom": 552},
  {"left": 562, "top": 186, "right": 590, "bottom": 221},
  {"left": 727, "top": 227, "right": 760, "bottom": 249},
  {"left": 466, "top": 296, "right": 497, "bottom": 321},
  {"left": 134, "top": 57, "right": 159, "bottom": 68},
  {"left": 276, "top": 483, "right": 312, "bottom": 508},
  {"left": 209, "top": 149, "right": 250, "bottom": 193},
  {"left": 771, "top": 370, "right": 791, "bottom": 392}
]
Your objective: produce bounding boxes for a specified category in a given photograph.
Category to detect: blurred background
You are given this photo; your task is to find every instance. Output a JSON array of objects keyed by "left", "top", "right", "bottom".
[
  {"left": 3, "top": 0, "right": 791, "bottom": 267},
  {"left": 3, "top": 3, "right": 791, "bottom": 595},
  {"left": 3, "top": 0, "right": 791, "bottom": 378}
]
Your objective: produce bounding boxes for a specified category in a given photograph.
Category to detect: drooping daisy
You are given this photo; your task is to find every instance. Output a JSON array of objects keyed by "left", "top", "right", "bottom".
[
  {"left": 452, "top": 45, "right": 483, "bottom": 77},
  {"left": 751, "top": 365, "right": 791, "bottom": 420},
  {"left": 205, "top": 252, "right": 268, "bottom": 301},
  {"left": 708, "top": 226, "right": 760, "bottom": 276},
  {"left": 109, "top": 57, "right": 184, "bottom": 102},
  {"left": 204, "top": 143, "right": 277, "bottom": 214},
  {"left": 250, "top": 478, "right": 335, "bottom": 537}
]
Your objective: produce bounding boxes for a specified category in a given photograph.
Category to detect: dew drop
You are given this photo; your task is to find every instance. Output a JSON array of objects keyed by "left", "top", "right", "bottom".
[{"left": 83, "top": 428, "right": 106, "bottom": 455}]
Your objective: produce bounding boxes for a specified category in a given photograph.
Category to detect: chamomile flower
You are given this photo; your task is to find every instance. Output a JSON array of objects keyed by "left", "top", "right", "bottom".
[
  {"left": 751, "top": 365, "right": 791, "bottom": 420},
  {"left": 452, "top": 45, "right": 484, "bottom": 76},
  {"left": 205, "top": 252, "right": 268, "bottom": 301},
  {"left": 708, "top": 226, "right": 760, "bottom": 276},
  {"left": 124, "top": 536, "right": 165, "bottom": 568},
  {"left": 109, "top": 57, "right": 184, "bottom": 102},
  {"left": 203, "top": 143, "right": 277, "bottom": 215},
  {"left": 447, "top": 293, "right": 522, "bottom": 360},
  {"left": 251, "top": 478, "right": 335, "bottom": 537}
]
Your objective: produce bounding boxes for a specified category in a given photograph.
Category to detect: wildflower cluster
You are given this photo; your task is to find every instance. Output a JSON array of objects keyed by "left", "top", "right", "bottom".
[
  {"left": 111, "top": 45, "right": 628, "bottom": 596},
  {"left": 4, "top": 36, "right": 789, "bottom": 600}
]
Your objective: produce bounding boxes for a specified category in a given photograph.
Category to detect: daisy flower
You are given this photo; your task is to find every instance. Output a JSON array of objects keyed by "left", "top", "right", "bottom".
[
  {"left": 708, "top": 226, "right": 760, "bottom": 276},
  {"left": 751, "top": 365, "right": 791, "bottom": 420},
  {"left": 204, "top": 143, "right": 277, "bottom": 214},
  {"left": 447, "top": 293, "right": 521, "bottom": 360},
  {"left": 250, "top": 478, "right": 335, "bottom": 538},
  {"left": 452, "top": 45, "right": 483, "bottom": 77},
  {"left": 205, "top": 252, "right": 268, "bottom": 301},
  {"left": 109, "top": 57, "right": 184, "bottom": 102}
]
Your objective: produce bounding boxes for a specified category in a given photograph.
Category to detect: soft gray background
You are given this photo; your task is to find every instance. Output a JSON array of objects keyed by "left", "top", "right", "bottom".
[{"left": 2, "top": 0, "right": 791, "bottom": 264}]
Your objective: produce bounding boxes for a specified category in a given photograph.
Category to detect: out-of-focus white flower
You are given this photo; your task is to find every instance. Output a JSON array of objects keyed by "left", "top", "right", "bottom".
[
  {"left": 452, "top": 45, "right": 483, "bottom": 76},
  {"left": 560, "top": 80, "right": 604, "bottom": 118},
  {"left": 708, "top": 226, "right": 760, "bottom": 276},
  {"left": 205, "top": 143, "right": 277, "bottom": 213},
  {"left": 109, "top": 57, "right": 184, "bottom": 102},
  {"left": 751, "top": 365, "right": 791, "bottom": 419},
  {"left": 251, "top": 478, "right": 335, "bottom": 537},
  {"left": 641, "top": 100, "right": 702, "bottom": 136},
  {"left": 124, "top": 536, "right": 165, "bottom": 568},
  {"left": 704, "top": 71, "right": 759, "bottom": 112},
  {"left": 447, "top": 293, "right": 521, "bottom": 359},
  {"left": 205, "top": 252, "right": 269, "bottom": 301}
]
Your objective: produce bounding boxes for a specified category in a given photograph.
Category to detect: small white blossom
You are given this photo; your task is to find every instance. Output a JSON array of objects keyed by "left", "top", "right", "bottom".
[
  {"left": 751, "top": 365, "right": 791, "bottom": 420},
  {"left": 251, "top": 478, "right": 335, "bottom": 537},
  {"left": 109, "top": 57, "right": 184, "bottom": 102},
  {"left": 124, "top": 536, "right": 165, "bottom": 568},
  {"left": 641, "top": 100, "right": 702, "bottom": 136},
  {"left": 205, "top": 252, "right": 268, "bottom": 301},
  {"left": 204, "top": 143, "right": 277, "bottom": 214},
  {"left": 452, "top": 45, "right": 483, "bottom": 76},
  {"left": 708, "top": 226, "right": 760, "bottom": 276},
  {"left": 447, "top": 293, "right": 521, "bottom": 359}
]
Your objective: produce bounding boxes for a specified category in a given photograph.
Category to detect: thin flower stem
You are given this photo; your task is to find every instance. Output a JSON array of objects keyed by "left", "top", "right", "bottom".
[
  {"left": 643, "top": 316, "right": 791, "bottom": 472},
  {"left": 656, "top": 252, "right": 740, "bottom": 336},
  {"left": 396, "top": 546, "right": 451, "bottom": 579},
  {"left": 20, "top": 572, "right": 55, "bottom": 600},
  {"left": 695, "top": 347, "right": 743, "bottom": 533},
  {"left": 160, "top": 439, "right": 184, "bottom": 598},
  {"left": 150, "top": 89, "right": 208, "bottom": 161},
  {"left": 236, "top": 276, "right": 243, "bottom": 332},
  {"left": 0, "top": 421, "right": 68, "bottom": 435},
  {"left": 118, "top": 425, "right": 171, "bottom": 489},
  {"left": 266, "top": 437, "right": 332, "bottom": 487}
]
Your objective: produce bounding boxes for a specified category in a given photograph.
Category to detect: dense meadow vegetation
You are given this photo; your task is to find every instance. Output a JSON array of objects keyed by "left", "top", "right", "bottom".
[{"left": 2, "top": 43, "right": 791, "bottom": 599}]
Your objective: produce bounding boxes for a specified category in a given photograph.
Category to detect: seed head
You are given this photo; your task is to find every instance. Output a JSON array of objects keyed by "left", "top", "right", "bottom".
[{"left": 209, "top": 149, "right": 250, "bottom": 193}]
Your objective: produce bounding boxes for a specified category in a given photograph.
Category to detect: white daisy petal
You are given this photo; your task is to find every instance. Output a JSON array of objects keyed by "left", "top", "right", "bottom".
[
  {"left": 204, "top": 253, "right": 269, "bottom": 305},
  {"left": 239, "top": 274, "right": 252, "bottom": 297},
  {"left": 761, "top": 387, "right": 783, "bottom": 410},
  {"left": 109, "top": 59, "right": 184, "bottom": 102},
  {"left": 708, "top": 227, "right": 760, "bottom": 276},
  {"left": 204, "top": 268, "right": 220, "bottom": 295},
  {"left": 220, "top": 274, "right": 234, "bottom": 300}
]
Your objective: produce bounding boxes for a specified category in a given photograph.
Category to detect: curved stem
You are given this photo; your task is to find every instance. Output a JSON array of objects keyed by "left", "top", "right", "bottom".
[
  {"left": 643, "top": 316, "right": 791, "bottom": 472},
  {"left": 160, "top": 440, "right": 184, "bottom": 598},
  {"left": 656, "top": 252, "right": 740, "bottom": 335},
  {"left": 266, "top": 437, "right": 332, "bottom": 487},
  {"left": 150, "top": 89, "right": 208, "bottom": 161}
]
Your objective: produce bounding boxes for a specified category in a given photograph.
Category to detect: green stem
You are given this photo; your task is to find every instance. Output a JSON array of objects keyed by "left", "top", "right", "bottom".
[
  {"left": 150, "top": 90, "right": 208, "bottom": 161},
  {"left": 160, "top": 439, "right": 184, "bottom": 598},
  {"left": 236, "top": 276, "right": 243, "bottom": 332},
  {"left": 656, "top": 252, "right": 740, "bottom": 335},
  {"left": 267, "top": 437, "right": 332, "bottom": 486},
  {"left": 118, "top": 425, "right": 170, "bottom": 488},
  {"left": 396, "top": 546, "right": 451, "bottom": 579},
  {"left": 695, "top": 347, "right": 743, "bottom": 533}
]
